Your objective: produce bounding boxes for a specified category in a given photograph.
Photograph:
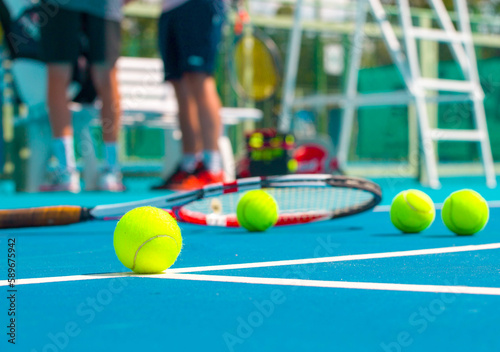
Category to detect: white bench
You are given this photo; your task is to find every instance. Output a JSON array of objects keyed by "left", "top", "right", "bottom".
[{"left": 11, "top": 57, "right": 262, "bottom": 191}]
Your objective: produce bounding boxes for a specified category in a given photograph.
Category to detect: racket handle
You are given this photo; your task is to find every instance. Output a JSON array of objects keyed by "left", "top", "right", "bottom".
[{"left": 0, "top": 206, "right": 91, "bottom": 229}]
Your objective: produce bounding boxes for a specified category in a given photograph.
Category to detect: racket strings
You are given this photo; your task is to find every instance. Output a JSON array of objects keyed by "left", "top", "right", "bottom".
[
  {"left": 233, "top": 35, "right": 279, "bottom": 101},
  {"left": 182, "top": 186, "right": 376, "bottom": 217}
]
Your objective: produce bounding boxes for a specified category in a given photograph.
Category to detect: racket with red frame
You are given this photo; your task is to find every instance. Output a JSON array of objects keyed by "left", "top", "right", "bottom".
[{"left": 0, "top": 175, "right": 382, "bottom": 229}]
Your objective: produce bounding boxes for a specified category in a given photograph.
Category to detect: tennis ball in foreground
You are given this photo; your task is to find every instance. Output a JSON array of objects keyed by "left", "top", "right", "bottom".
[
  {"left": 237, "top": 190, "right": 278, "bottom": 232},
  {"left": 113, "top": 206, "right": 182, "bottom": 274},
  {"left": 390, "top": 190, "right": 435, "bottom": 233},
  {"left": 441, "top": 189, "right": 489, "bottom": 236}
]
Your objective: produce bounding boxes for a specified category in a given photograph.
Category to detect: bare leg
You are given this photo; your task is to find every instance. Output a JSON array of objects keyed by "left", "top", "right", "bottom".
[
  {"left": 43, "top": 64, "right": 80, "bottom": 192},
  {"left": 91, "top": 64, "right": 121, "bottom": 143},
  {"left": 90, "top": 64, "right": 125, "bottom": 191},
  {"left": 183, "top": 72, "right": 221, "bottom": 151},
  {"left": 172, "top": 79, "right": 202, "bottom": 154},
  {"left": 47, "top": 64, "right": 73, "bottom": 137}
]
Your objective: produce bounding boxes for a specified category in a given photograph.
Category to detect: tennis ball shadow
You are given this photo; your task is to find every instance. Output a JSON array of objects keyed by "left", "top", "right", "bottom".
[
  {"left": 218, "top": 230, "right": 270, "bottom": 236},
  {"left": 371, "top": 233, "right": 421, "bottom": 237},
  {"left": 207, "top": 225, "right": 365, "bottom": 236},
  {"left": 92, "top": 272, "right": 136, "bottom": 278},
  {"left": 422, "top": 233, "right": 465, "bottom": 238}
]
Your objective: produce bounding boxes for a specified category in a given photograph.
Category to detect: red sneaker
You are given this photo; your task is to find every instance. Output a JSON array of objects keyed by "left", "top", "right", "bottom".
[
  {"left": 171, "top": 168, "right": 225, "bottom": 191},
  {"left": 196, "top": 170, "right": 225, "bottom": 186},
  {"left": 170, "top": 174, "right": 205, "bottom": 191},
  {"left": 151, "top": 162, "right": 204, "bottom": 191}
]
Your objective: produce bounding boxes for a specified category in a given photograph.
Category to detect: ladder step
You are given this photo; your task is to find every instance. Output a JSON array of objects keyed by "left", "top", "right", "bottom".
[
  {"left": 419, "top": 78, "right": 476, "bottom": 92},
  {"left": 410, "top": 28, "right": 469, "bottom": 43},
  {"left": 430, "top": 129, "right": 484, "bottom": 141}
]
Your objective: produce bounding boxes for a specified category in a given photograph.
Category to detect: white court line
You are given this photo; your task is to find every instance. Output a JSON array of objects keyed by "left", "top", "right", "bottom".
[
  {"left": 374, "top": 200, "right": 500, "bottom": 212},
  {"left": 157, "top": 273, "right": 500, "bottom": 296},
  {"left": 1, "top": 243, "right": 499, "bottom": 287},
  {"left": 3, "top": 271, "right": 500, "bottom": 296},
  {"left": 168, "top": 243, "right": 500, "bottom": 274},
  {"left": 0, "top": 273, "right": 133, "bottom": 287}
]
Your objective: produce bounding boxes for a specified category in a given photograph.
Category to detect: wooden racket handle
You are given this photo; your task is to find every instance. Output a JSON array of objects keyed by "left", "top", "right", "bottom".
[{"left": 0, "top": 206, "right": 90, "bottom": 229}]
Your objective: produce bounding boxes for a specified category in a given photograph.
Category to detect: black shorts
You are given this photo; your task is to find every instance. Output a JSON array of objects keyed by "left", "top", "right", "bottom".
[
  {"left": 39, "top": 5, "right": 121, "bottom": 66},
  {"left": 158, "top": 0, "right": 226, "bottom": 81}
]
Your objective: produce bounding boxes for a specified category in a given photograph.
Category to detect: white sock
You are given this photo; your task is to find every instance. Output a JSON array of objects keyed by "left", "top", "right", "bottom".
[
  {"left": 181, "top": 153, "right": 200, "bottom": 173},
  {"left": 196, "top": 152, "right": 203, "bottom": 164},
  {"left": 204, "top": 150, "right": 222, "bottom": 174},
  {"left": 104, "top": 142, "right": 119, "bottom": 171},
  {"left": 52, "top": 136, "right": 76, "bottom": 172}
]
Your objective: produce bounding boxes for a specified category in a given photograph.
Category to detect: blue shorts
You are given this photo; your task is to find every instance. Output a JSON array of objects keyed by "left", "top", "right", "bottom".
[
  {"left": 158, "top": 0, "right": 226, "bottom": 81},
  {"left": 39, "top": 5, "right": 121, "bottom": 66}
]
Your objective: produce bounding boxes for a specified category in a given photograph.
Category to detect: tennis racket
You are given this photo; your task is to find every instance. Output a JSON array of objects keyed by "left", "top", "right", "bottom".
[
  {"left": 228, "top": 9, "right": 282, "bottom": 102},
  {"left": 0, "top": 175, "right": 382, "bottom": 229}
]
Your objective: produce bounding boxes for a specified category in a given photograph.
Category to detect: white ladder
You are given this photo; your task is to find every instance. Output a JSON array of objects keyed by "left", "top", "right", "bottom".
[{"left": 339, "top": 0, "right": 496, "bottom": 188}]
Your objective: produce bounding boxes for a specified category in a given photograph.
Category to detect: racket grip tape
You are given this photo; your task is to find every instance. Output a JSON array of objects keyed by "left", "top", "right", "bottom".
[{"left": 0, "top": 206, "right": 91, "bottom": 229}]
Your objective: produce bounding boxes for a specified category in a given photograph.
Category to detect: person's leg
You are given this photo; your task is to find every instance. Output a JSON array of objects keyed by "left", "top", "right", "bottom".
[
  {"left": 47, "top": 64, "right": 77, "bottom": 175},
  {"left": 47, "top": 65, "right": 73, "bottom": 138},
  {"left": 151, "top": 78, "right": 205, "bottom": 191},
  {"left": 174, "top": 0, "right": 226, "bottom": 180},
  {"left": 152, "top": 8, "right": 205, "bottom": 190},
  {"left": 87, "top": 14, "right": 124, "bottom": 191},
  {"left": 39, "top": 4, "right": 81, "bottom": 192},
  {"left": 90, "top": 64, "right": 121, "bottom": 167},
  {"left": 151, "top": 75, "right": 208, "bottom": 189},
  {"left": 183, "top": 72, "right": 222, "bottom": 175},
  {"left": 87, "top": 14, "right": 121, "bottom": 165},
  {"left": 172, "top": 78, "right": 203, "bottom": 171}
]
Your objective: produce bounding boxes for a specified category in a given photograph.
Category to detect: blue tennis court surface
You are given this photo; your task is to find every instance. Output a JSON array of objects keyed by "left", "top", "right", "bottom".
[{"left": 1, "top": 177, "right": 500, "bottom": 352}]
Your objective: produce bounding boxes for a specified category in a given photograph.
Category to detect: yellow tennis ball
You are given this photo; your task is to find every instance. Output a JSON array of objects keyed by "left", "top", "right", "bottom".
[
  {"left": 236, "top": 190, "right": 279, "bottom": 232},
  {"left": 441, "top": 189, "right": 489, "bottom": 236},
  {"left": 390, "top": 190, "right": 435, "bottom": 233},
  {"left": 113, "top": 206, "right": 182, "bottom": 274}
]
